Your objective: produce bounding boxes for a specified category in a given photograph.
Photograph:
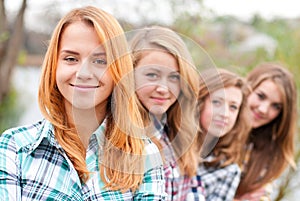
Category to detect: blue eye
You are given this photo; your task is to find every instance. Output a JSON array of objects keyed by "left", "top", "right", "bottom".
[
  {"left": 212, "top": 100, "right": 221, "bottom": 106},
  {"left": 169, "top": 74, "right": 180, "bottom": 82},
  {"left": 93, "top": 58, "right": 107, "bottom": 65},
  {"left": 146, "top": 73, "right": 159, "bottom": 80}
]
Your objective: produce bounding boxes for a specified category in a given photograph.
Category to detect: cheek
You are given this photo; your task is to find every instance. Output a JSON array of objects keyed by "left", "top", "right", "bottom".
[
  {"left": 95, "top": 68, "right": 110, "bottom": 81},
  {"left": 55, "top": 67, "right": 65, "bottom": 88},
  {"left": 56, "top": 63, "right": 74, "bottom": 83},
  {"left": 269, "top": 109, "right": 280, "bottom": 121},
  {"left": 229, "top": 112, "right": 239, "bottom": 129},
  {"left": 102, "top": 71, "right": 113, "bottom": 82},
  {"left": 135, "top": 75, "right": 154, "bottom": 92},
  {"left": 136, "top": 85, "right": 154, "bottom": 96},
  {"left": 135, "top": 86, "right": 154, "bottom": 107},
  {"left": 247, "top": 93, "right": 257, "bottom": 107},
  {"left": 200, "top": 106, "right": 211, "bottom": 131},
  {"left": 170, "top": 83, "right": 181, "bottom": 98},
  {"left": 200, "top": 116, "right": 208, "bottom": 131}
]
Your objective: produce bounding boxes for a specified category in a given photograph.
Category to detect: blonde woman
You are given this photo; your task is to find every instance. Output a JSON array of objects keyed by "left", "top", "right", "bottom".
[
  {"left": 130, "top": 26, "right": 203, "bottom": 200},
  {"left": 235, "top": 63, "right": 297, "bottom": 201},
  {"left": 0, "top": 6, "right": 166, "bottom": 200}
]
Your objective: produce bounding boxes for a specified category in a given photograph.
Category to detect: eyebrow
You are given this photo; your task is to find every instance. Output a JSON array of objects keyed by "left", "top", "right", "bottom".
[
  {"left": 60, "top": 50, "right": 79, "bottom": 55},
  {"left": 92, "top": 52, "right": 106, "bottom": 57},
  {"left": 212, "top": 95, "right": 240, "bottom": 105},
  {"left": 229, "top": 101, "right": 241, "bottom": 105},
  {"left": 143, "top": 66, "right": 161, "bottom": 72},
  {"left": 59, "top": 50, "right": 106, "bottom": 57},
  {"left": 144, "top": 66, "right": 179, "bottom": 73}
]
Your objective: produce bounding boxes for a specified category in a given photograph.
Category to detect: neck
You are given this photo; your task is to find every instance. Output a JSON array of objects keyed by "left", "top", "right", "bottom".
[
  {"left": 151, "top": 113, "right": 165, "bottom": 122},
  {"left": 200, "top": 132, "right": 219, "bottom": 158},
  {"left": 67, "top": 106, "right": 106, "bottom": 148}
]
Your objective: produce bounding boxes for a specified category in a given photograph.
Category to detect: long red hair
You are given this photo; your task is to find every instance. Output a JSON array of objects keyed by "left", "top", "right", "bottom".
[{"left": 39, "top": 6, "right": 145, "bottom": 191}]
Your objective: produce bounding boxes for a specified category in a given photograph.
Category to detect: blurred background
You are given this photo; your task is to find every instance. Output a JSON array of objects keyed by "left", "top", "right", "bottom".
[{"left": 0, "top": 0, "right": 299, "bottom": 200}]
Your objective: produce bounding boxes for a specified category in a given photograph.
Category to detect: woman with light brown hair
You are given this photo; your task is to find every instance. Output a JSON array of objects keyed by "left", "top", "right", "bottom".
[
  {"left": 235, "top": 62, "right": 297, "bottom": 201},
  {"left": 129, "top": 26, "right": 202, "bottom": 200},
  {"left": 196, "top": 68, "right": 251, "bottom": 201},
  {"left": 0, "top": 6, "right": 166, "bottom": 200}
]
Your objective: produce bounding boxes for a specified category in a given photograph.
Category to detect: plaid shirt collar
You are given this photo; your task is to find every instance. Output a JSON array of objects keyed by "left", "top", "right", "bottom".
[
  {"left": 150, "top": 113, "right": 168, "bottom": 140},
  {"left": 25, "top": 119, "right": 107, "bottom": 156}
]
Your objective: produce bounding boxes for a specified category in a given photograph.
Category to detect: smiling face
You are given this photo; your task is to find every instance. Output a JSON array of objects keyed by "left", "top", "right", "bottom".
[
  {"left": 200, "top": 86, "right": 242, "bottom": 137},
  {"left": 56, "top": 21, "right": 114, "bottom": 113},
  {"left": 247, "top": 79, "right": 282, "bottom": 128},
  {"left": 134, "top": 51, "right": 181, "bottom": 120}
]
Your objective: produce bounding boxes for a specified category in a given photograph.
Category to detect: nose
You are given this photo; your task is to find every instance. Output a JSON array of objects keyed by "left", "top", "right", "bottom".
[
  {"left": 76, "top": 62, "right": 93, "bottom": 80},
  {"left": 155, "top": 78, "right": 169, "bottom": 93},
  {"left": 223, "top": 104, "right": 230, "bottom": 118},
  {"left": 257, "top": 101, "right": 269, "bottom": 114},
  {"left": 156, "top": 84, "right": 169, "bottom": 93},
  {"left": 219, "top": 104, "right": 230, "bottom": 118}
]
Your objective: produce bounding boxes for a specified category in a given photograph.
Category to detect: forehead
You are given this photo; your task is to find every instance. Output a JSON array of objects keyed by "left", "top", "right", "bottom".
[
  {"left": 210, "top": 86, "right": 243, "bottom": 104},
  {"left": 136, "top": 51, "right": 178, "bottom": 71},
  {"left": 59, "top": 21, "right": 104, "bottom": 53},
  {"left": 61, "top": 21, "right": 94, "bottom": 38}
]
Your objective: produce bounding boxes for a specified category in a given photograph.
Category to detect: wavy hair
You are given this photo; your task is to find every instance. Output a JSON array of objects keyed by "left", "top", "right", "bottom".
[
  {"left": 197, "top": 68, "right": 251, "bottom": 167},
  {"left": 129, "top": 26, "right": 200, "bottom": 177},
  {"left": 236, "top": 62, "right": 297, "bottom": 195},
  {"left": 38, "top": 6, "right": 145, "bottom": 192}
]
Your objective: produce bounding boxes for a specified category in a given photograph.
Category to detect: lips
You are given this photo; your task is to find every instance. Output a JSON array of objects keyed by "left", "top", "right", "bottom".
[
  {"left": 251, "top": 110, "right": 264, "bottom": 120},
  {"left": 70, "top": 83, "right": 99, "bottom": 88},
  {"left": 151, "top": 97, "right": 168, "bottom": 104},
  {"left": 70, "top": 84, "right": 100, "bottom": 93},
  {"left": 213, "top": 119, "right": 228, "bottom": 127}
]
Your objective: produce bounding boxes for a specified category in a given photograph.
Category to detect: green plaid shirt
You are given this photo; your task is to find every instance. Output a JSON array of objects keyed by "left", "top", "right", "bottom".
[{"left": 0, "top": 119, "right": 166, "bottom": 200}]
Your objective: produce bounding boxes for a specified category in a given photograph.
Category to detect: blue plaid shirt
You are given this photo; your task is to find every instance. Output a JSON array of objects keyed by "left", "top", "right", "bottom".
[
  {"left": 0, "top": 119, "right": 167, "bottom": 200},
  {"left": 198, "top": 154, "right": 241, "bottom": 201},
  {"left": 152, "top": 115, "right": 205, "bottom": 201}
]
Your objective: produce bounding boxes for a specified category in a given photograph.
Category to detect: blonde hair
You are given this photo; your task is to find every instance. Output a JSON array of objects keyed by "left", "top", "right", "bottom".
[
  {"left": 129, "top": 26, "right": 200, "bottom": 177},
  {"left": 38, "top": 6, "right": 145, "bottom": 191},
  {"left": 197, "top": 68, "right": 251, "bottom": 167},
  {"left": 236, "top": 62, "right": 297, "bottom": 195}
]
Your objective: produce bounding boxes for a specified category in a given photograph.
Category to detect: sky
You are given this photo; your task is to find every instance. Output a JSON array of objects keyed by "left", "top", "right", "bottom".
[
  {"left": 203, "top": 0, "right": 300, "bottom": 20},
  {"left": 6, "top": 0, "right": 300, "bottom": 22}
]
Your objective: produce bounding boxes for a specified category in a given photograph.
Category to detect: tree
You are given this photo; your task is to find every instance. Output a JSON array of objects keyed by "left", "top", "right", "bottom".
[{"left": 0, "top": 0, "right": 27, "bottom": 103}]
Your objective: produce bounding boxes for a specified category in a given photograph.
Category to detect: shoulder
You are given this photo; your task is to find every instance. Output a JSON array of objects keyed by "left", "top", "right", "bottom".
[
  {"left": 198, "top": 162, "right": 241, "bottom": 179},
  {"left": 0, "top": 119, "right": 47, "bottom": 151},
  {"left": 143, "top": 137, "right": 159, "bottom": 154},
  {"left": 200, "top": 163, "right": 241, "bottom": 199}
]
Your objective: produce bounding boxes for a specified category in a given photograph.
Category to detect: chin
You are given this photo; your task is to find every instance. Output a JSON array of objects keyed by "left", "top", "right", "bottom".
[
  {"left": 150, "top": 107, "right": 166, "bottom": 115},
  {"left": 252, "top": 123, "right": 261, "bottom": 129}
]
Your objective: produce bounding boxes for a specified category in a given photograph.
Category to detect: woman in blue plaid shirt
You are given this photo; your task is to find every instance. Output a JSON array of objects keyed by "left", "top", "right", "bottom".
[
  {"left": 196, "top": 69, "right": 251, "bottom": 201},
  {"left": 0, "top": 6, "right": 166, "bottom": 200},
  {"left": 129, "top": 26, "right": 204, "bottom": 201}
]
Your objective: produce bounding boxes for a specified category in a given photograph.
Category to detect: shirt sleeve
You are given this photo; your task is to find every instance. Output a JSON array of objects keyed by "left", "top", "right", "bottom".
[
  {"left": 201, "top": 163, "right": 241, "bottom": 201},
  {"left": 133, "top": 138, "right": 167, "bottom": 200},
  {"left": 0, "top": 132, "right": 21, "bottom": 201},
  {"left": 234, "top": 183, "right": 273, "bottom": 201}
]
